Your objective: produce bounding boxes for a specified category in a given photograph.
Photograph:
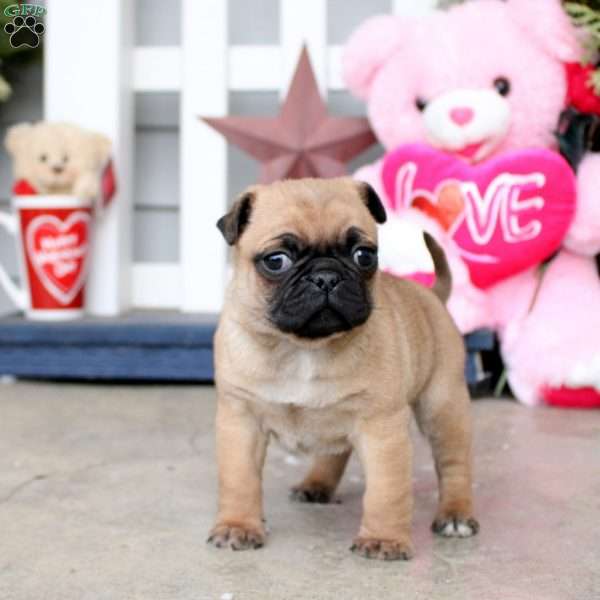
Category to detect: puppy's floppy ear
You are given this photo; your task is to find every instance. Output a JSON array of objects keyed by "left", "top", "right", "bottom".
[
  {"left": 357, "top": 182, "right": 387, "bottom": 224},
  {"left": 216, "top": 190, "right": 255, "bottom": 245}
]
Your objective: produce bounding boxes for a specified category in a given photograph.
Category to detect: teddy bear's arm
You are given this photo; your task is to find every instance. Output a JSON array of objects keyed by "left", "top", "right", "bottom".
[
  {"left": 565, "top": 153, "right": 600, "bottom": 256},
  {"left": 73, "top": 172, "right": 101, "bottom": 200}
]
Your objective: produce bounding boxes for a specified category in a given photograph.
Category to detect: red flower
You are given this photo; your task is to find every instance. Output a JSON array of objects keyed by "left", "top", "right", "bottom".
[{"left": 565, "top": 62, "right": 600, "bottom": 116}]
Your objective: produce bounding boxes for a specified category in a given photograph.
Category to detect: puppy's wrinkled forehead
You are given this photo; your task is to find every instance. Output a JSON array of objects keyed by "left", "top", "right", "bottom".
[{"left": 238, "top": 178, "right": 385, "bottom": 252}]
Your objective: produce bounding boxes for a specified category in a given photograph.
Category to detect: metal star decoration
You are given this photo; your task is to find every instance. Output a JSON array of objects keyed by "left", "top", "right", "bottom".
[{"left": 201, "top": 46, "right": 377, "bottom": 183}]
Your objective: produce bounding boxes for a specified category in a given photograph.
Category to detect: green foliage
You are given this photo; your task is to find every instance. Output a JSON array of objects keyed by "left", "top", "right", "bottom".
[
  {"left": 0, "top": 1, "right": 44, "bottom": 103},
  {"left": 565, "top": 1, "right": 600, "bottom": 92},
  {"left": 565, "top": 2, "right": 600, "bottom": 47},
  {"left": 0, "top": 73, "right": 10, "bottom": 100},
  {"left": 590, "top": 68, "right": 600, "bottom": 94},
  {"left": 564, "top": 2, "right": 600, "bottom": 93},
  {"left": 565, "top": 0, "right": 600, "bottom": 10}
]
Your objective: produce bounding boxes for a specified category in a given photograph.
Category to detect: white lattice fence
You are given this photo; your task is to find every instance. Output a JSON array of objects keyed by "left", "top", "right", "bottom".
[{"left": 44, "top": 0, "right": 438, "bottom": 315}]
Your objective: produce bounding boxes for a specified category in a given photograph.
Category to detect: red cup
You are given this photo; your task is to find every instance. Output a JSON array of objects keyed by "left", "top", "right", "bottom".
[{"left": 0, "top": 195, "right": 93, "bottom": 320}]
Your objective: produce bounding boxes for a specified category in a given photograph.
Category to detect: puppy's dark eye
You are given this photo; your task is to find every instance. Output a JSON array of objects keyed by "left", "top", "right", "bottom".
[
  {"left": 415, "top": 97, "right": 427, "bottom": 112},
  {"left": 493, "top": 77, "right": 510, "bottom": 96},
  {"left": 39, "top": 154, "right": 47, "bottom": 163},
  {"left": 353, "top": 247, "right": 377, "bottom": 269},
  {"left": 261, "top": 252, "right": 293, "bottom": 274}
]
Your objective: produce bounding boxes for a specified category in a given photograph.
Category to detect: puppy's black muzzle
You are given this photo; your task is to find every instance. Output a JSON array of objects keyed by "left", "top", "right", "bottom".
[
  {"left": 269, "top": 258, "right": 372, "bottom": 339},
  {"left": 303, "top": 270, "right": 341, "bottom": 293}
]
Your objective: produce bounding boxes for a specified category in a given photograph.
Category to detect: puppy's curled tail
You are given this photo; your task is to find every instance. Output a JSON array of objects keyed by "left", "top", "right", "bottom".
[{"left": 424, "top": 232, "right": 452, "bottom": 304}]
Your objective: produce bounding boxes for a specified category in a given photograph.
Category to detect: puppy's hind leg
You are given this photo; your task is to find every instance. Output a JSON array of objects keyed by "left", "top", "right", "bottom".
[
  {"left": 415, "top": 377, "right": 479, "bottom": 538},
  {"left": 291, "top": 450, "right": 351, "bottom": 504}
]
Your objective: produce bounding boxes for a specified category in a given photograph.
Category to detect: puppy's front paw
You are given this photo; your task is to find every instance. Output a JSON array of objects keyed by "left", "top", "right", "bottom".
[
  {"left": 432, "top": 514, "right": 479, "bottom": 538},
  {"left": 290, "top": 482, "right": 333, "bottom": 504},
  {"left": 207, "top": 522, "right": 266, "bottom": 550},
  {"left": 350, "top": 537, "right": 414, "bottom": 561}
]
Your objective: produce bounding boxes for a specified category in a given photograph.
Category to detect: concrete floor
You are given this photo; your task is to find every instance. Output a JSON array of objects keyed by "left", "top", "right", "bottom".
[{"left": 0, "top": 382, "right": 598, "bottom": 600}]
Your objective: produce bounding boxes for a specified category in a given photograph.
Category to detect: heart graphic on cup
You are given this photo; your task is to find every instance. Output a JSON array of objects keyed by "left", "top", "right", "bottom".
[
  {"left": 381, "top": 144, "right": 577, "bottom": 288},
  {"left": 25, "top": 212, "right": 91, "bottom": 305}
]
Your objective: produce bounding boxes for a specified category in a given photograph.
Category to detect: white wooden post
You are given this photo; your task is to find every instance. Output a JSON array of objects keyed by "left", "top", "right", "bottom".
[
  {"left": 44, "top": 0, "right": 134, "bottom": 316},
  {"left": 392, "top": 0, "right": 439, "bottom": 15},
  {"left": 179, "top": 0, "right": 228, "bottom": 313},
  {"left": 280, "top": 0, "right": 327, "bottom": 96}
]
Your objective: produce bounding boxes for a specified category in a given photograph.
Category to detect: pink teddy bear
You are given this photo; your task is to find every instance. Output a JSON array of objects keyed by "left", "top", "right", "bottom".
[
  {"left": 495, "top": 156, "right": 600, "bottom": 406},
  {"left": 343, "top": 0, "right": 600, "bottom": 406}
]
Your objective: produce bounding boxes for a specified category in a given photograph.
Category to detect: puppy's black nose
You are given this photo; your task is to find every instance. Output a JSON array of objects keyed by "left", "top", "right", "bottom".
[
  {"left": 52, "top": 165, "right": 64, "bottom": 174},
  {"left": 307, "top": 271, "right": 341, "bottom": 293}
]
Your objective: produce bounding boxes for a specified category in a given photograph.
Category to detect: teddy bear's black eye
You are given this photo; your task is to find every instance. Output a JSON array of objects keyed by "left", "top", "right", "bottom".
[
  {"left": 39, "top": 154, "right": 47, "bottom": 163},
  {"left": 415, "top": 97, "right": 427, "bottom": 112},
  {"left": 493, "top": 77, "right": 510, "bottom": 97}
]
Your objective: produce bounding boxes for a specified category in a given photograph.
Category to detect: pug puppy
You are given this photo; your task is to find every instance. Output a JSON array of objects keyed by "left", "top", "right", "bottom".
[{"left": 208, "top": 177, "right": 478, "bottom": 560}]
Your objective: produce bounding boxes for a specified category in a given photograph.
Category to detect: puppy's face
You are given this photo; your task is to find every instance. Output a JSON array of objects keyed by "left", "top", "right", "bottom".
[{"left": 217, "top": 178, "right": 386, "bottom": 341}]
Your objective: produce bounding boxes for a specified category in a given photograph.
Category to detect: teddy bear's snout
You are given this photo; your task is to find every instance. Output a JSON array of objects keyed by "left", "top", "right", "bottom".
[
  {"left": 421, "top": 88, "right": 511, "bottom": 161},
  {"left": 52, "top": 165, "right": 65, "bottom": 174},
  {"left": 449, "top": 107, "right": 474, "bottom": 127}
]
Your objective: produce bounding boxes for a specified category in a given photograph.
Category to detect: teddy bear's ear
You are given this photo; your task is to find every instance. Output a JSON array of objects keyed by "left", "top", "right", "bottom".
[
  {"left": 90, "top": 133, "right": 112, "bottom": 166},
  {"left": 505, "top": 0, "right": 582, "bottom": 62},
  {"left": 5, "top": 123, "right": 33, "bottom": 157},
  {"left": 342, "top": 15, "right": 407, "bottom": 101}
]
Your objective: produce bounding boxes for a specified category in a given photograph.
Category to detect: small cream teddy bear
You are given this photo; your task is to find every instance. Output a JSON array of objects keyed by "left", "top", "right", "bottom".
[{"left": 5, "top": 121, "right": 112, "bottom": 199}]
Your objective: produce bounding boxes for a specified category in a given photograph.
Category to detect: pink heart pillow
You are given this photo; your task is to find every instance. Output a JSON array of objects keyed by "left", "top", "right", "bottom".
[{"left": 381, "top": 144, "right": 576, "bottom": 288}]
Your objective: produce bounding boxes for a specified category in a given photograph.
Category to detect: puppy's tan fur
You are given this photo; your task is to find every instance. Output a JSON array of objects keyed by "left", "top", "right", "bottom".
[{"left": 209, "top": 178, "right": 478, "bottom": 560}]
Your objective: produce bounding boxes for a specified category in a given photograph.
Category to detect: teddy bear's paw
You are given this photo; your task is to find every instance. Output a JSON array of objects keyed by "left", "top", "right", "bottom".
[
  {"left": 73, "top": 180, "right": 100, "bottom": 200},
  {"left": 564, "top": 353, "right": 600, "bottom": 391}
]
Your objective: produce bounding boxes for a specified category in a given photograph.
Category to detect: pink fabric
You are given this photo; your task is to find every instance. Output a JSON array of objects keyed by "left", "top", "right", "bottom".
[
  {"left": 388, "top": 270, "right": 435, "bottom": 288},
  {"left": 450, "top": 107, "right": 474, "bottom": 126},
  {"left": 381, "top": 144, "right": 576, "bottom": 288},
  {"left": 499, "top": 252, "right": 600, "bottom": 405},
  {"left": 565, "top": 153, "right": 600, "bottom": 256}
]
